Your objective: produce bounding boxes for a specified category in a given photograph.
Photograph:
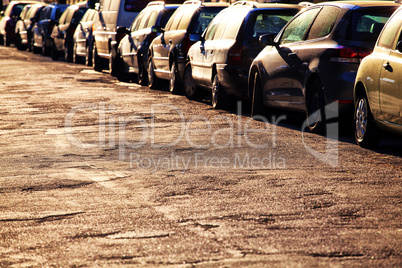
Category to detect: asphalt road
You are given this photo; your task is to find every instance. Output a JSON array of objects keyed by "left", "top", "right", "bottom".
[{"left": 0, "top": 46, "right": 401, "bottom": 267}]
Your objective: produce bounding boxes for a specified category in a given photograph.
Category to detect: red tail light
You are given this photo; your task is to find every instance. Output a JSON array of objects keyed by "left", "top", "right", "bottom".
[
  {"left": 227, "top": 43, "right": 243, "bottom": 66},
  {"left": 181, "top": 35, "right": 194, "bottom": 55},
  {"left": 330, "top": 46, "right": 371, "bottom": 63}
]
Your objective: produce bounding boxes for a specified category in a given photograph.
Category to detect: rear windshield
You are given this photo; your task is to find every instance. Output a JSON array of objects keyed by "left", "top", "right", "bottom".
[
  {"left": 346, "top": 7, "right": 398, "bottom": 42},
  {"left": 191, "top": 7, "right": 225, "bottom": 35},
  {"left": 248, "top": 9, "right": 300, "bottom": 39}
]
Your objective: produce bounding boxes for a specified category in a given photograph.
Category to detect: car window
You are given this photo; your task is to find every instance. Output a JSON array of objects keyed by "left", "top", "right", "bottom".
[
  {"left": 220, "top": 8, "right": 249, "bottom": 40},
  {"left": 178, "top": 8, "right": 196, "bottom": 30},
  {"left": 138, "top": 11, "right": 150, "bottom": 30},
  {"left": 251, "top": 11, "right": 296, "bottom": 39},
  {"left": 131, "top": 12, "right": 144, "bottom": 31},
  {"left": 81, "top": 9, "right": 90, "bottom": 22},
  {"left": 58, "top": 9, "right": 69, "bottom": 24},
  {"left": 55, "top": 7, "right": 64, "bottom": 21},
  {"left": 169, "top": 8, "right": 186, "bottom": 31},
  {"left": 346, "top": 8, "right": 395, "bottom": 42},
  {"left": 66, "top": 9, "right": 75, "bottom": 24},
  {"left": 11, "top": 4, "right": 25, "bottom": 17},
  {"left": 280, "top": 8, "right": 320, "bottom": 44},
  {"left": 146, "top": 10, "right": 158, "bottom": 28},
  {"left": 192, "top": 7, "right": 223, "bottom": 35},
  {"left": 204, "top": 9, "right": 227, "bottom": 41},
  {"left": 74, "top": 9, "right": 86, "bottom": 22},
  {"left": 377, "top": 9, "right": 402, "bottom": 49},
  {"left": 307, "top": 6, "right": 340, "bottom": 40},
  {"left": 159, "top": 8, "right": 176, "bottom": 27}
]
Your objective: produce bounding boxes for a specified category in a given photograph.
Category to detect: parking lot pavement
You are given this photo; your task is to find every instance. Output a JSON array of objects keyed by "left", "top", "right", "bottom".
[{"left": 0, "top": 46, "right": 401, "bottom": 266}]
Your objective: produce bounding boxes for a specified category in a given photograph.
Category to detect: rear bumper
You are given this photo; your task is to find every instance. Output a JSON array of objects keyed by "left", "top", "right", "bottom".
[{"left": 216, "top": 64, "right": 247, "bottom": 97}]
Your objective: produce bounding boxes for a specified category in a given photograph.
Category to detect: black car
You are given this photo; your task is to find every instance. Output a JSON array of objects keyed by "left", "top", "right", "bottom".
[
  {"left": 248, "top": 1, "right": 399, "bottom": 132},
  {"left": 116, "top": 1, "right": 179, "bottom": 84},
  {"left": 15, "top": 3, "right": 46, "bottom": 51},
  {"left": 50, "top": 3, "right": 88, "bottom": 62},
  {"left": 31, "top": 4, "right": 69, "bottom": 55},
  {"left": 186, "top": 1, "right": 301, "bottom": 108},
  {"left": 147, "top": 0, "right": 229, "bottom": 93}
]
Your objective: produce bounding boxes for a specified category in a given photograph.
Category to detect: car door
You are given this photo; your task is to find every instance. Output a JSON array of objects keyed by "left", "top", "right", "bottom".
[
  {"left": 129, "top": 11, "right": 148, "bottom": 68},
  {"left": 378, "top": 24, "right": 402, "bottom": 125},
  {"left": 265, "top": 7, "right": 321, "bottom": 105},
  {"left": 153, "top": 8, "right": 185, "bottom": 76},
  {"left": 53, "top": 9, "right": 69, "bottom": 49},
  {"left": 292, "top": 6, "right": 340, "bottom": 107}
]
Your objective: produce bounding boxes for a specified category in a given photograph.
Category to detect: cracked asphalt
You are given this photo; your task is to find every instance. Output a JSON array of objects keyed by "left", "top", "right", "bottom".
[{"left": 0, "top": 46, "right": 401, "bottom": 267}]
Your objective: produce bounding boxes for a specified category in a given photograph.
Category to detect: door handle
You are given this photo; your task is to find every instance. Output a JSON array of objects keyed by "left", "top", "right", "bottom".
[
  {"left": 383, "top": 62, "right": 393, "bottom": 72},
  {"left": 210, "top": 50, "right": 213, "bottom": 54}
]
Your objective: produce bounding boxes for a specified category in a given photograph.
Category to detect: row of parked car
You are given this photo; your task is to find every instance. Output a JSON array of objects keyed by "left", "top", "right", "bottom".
[{"left": 0, "top": 0, "right": 401, "bottom": 148}]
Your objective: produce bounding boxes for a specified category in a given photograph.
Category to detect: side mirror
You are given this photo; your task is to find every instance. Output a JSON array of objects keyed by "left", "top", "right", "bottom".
[
  {"left": 95, "top": 3, "right": 100, "bottom": 12},
  {"left": 0, "top": 11, "right": 4, "bottom": 16},
  {"left": 397, "top": 41, "right": 402, "bottom": 53},
  {"left": 116, "top": 26, "right": 129, "bottom": 35},
  {"left": 189, "top": 34, "right": 201, "bottom": 42},
  {"left": 259, "top": 33, "right": 278, "bottom": 46},
  {"left": 151, "top": 25, "right": 164, "bottom": 33}
]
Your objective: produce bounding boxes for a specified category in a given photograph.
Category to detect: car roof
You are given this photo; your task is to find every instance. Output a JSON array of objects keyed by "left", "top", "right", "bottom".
[
  {"left": 179, "top": 1, "right": 229, "bottom": 8},
  {"left": 317, "top": 1, "right": 400, "bottom": 8},
  {"left": 229, "top": 1, "right": 300, "bottom": 9}
]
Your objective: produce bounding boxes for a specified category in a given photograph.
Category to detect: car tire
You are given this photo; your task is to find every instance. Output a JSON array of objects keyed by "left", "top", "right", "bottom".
[
  {"left": 41, "top": 36, "right": 49, "bottom": 56},
  {"left": 31, "top": 38, "right": 39, "bottom": 54},
  {"left": 51, "top": 40, "right": 59, "bottom": 61},
  {"left": 73, "top": 42, "right": 80, "bottom": 64},
  {"left": 4, "top": 36, "right": 10, "bottom": 46},
  {"left": 137, "top": 59, "right": 147, "bottom": 86},
  {"left": 85, "top": 42, "right": 92, "bottom": 66},
  {"left": 92, "top": 43, "right": 102, "bottom": 72},
  {"left": 251, "top": 72, "right": 266, "bottom": 117},
  {"left": 354, "top": 92, "right": 381, "bottom": 148},
  {"left": 0, "top": 34, "right": 4, "bottom": 45},
  {"left": 109, "top": 48, "right": 117, "bottom": 77},
  {"left": 183, "top": 63, "right": 200, "bottom": 100},
  {"left": 148, "top": 58, "right": 160, "bottom": 89},
  {"left": 16, "top": 33, "right": 25, "bottom": 50},
  {"left": 115, "top": 53, "right": 128, "bottom": 81},
  {"left": 306, "top": 79, "right": 326, "bottom": 134},
  {"left": 169, "top": 61, "right": 181, "bottom": 94},
  {"left": 212, "top": 74, "right": 229, "bottom": 109},
  {"left": 65, "top": 41, "right": 73, "bottom": 62}
]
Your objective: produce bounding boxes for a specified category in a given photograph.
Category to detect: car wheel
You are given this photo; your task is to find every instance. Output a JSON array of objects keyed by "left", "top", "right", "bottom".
[
  {"left": 212, "top": 74, "right": 229, "bottom": 109},
  {"left": 65, "top": 41, "right": 73, "bottom": 62},
  {"left": 169, "top": 61, "right": 181, "bottom": 94},
  {"left": 16, "top": 33, "right": 24, "bottom": 50},
  {"left": 92, "top": 43, "right": 102, "bottom": 72},
  {"left": 109, "top": 49, "right": 117, "bottom": 77},
  {"left": 306, "top": 79, "right": 326, "bottom": 133},
  {"left": 354, "top": 92, "right": 381, "bottom": 148},
  {"left": 115, "top": 53, "right": 127, "bottom": 81},
  {"left": 251, "top": 71, "right": 266, "bottom": 117},
  {"left": 137, "top": 59, "right": 147, "bottom": 86},
  {"left": 31, "top": 37, "right": 39, "bottom": 54},
  {"left": 4, "top": 35, "right": 10, "bottom": 46},
  {"left": 148, "top": 58, "right": 160, "bottom": 89},
  {"left": 183, "top": 63, "right": 199, "bottom": 100},
  {"left": 73, "top": 42, "right": 79, "bottom": 63},
  {"left": 85, "top": 42, "right": 92, "bottom": 66},
  {"left": 51, "top": 40, "right": 59, "bottom": 61},
  {"left": 0, "top": 34, "right": 4, "bottom": 45},
  {"left": 41, "top": 36, "right": 49, "bottom": 56}
]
